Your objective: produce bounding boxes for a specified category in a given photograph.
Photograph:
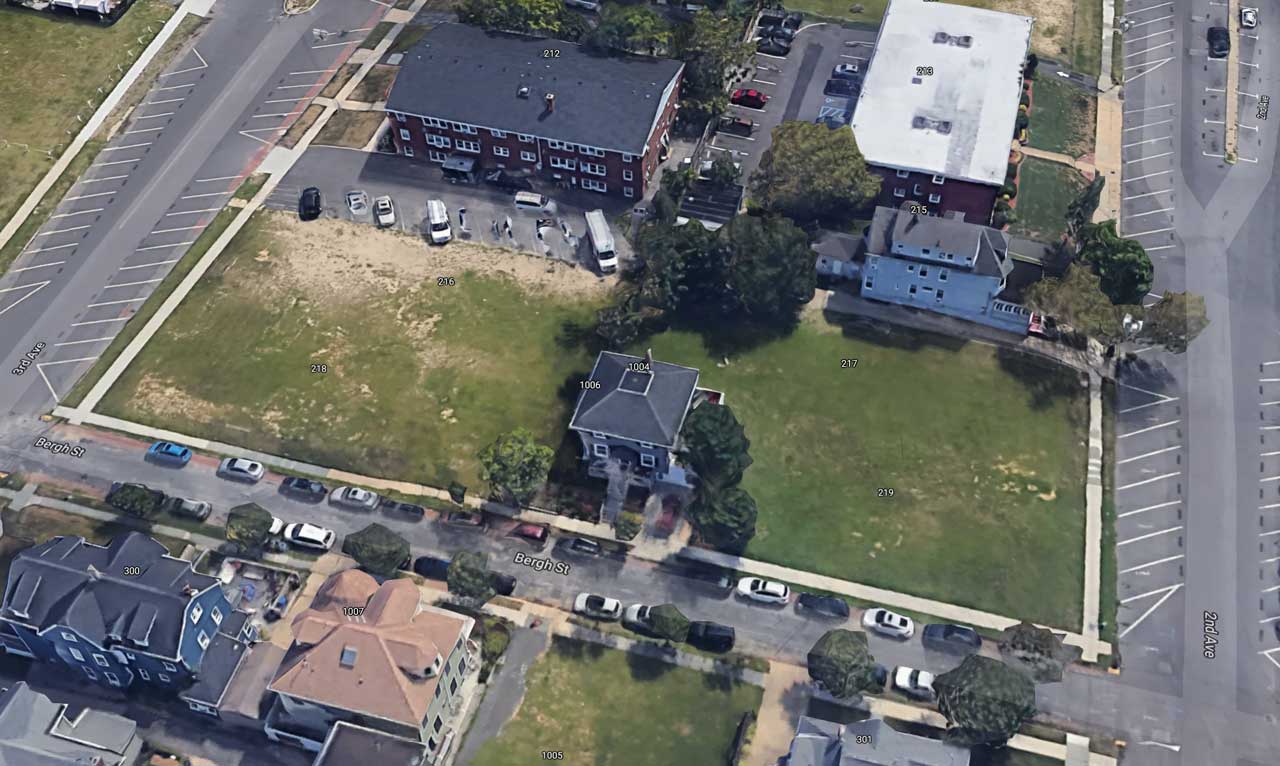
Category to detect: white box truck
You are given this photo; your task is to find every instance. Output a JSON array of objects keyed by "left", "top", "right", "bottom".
[{"left": 585, "top": 210, "right": 618, "bottom": 274}]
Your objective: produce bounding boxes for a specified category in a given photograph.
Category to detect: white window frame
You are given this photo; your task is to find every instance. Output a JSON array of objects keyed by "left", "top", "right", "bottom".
[
  {"left": 163, "top": 661, "right": 177, "bottom": 672},
  {"left": 93, "top": 653, "right": 109, "bottom": 667},
  {"left": 404, "top": 145, "right": 415, "bottom": 158},
  {"left": 211, "top": 606, "right": 223, "bottom": 626},
  {"left": 895, "top": 169, "right": 910, "bottom": 178},
  {"left": 912, "top": 183, "right": 922, "bottom": 195},
  {"left": 105, "top": 671, "right": 121, "bottom": 687},
  {"left": 190, "top": 605, "right": 203, "bottom": 624},
  {"left": 399, "top": 128, "right": 411, "bottom": 142},
  {"left": 427, "top": 134, "right": 451, "bottom": 149},
  {"left": 197, "top": 631, "right": 210, "bottom": 650},
  {"left": 518, "top": 133, "right": 535, "bottom": 143},
  {"left": 83, "top": 666, "right": 97, "bottom": 681},
  {"left": 622, "top": 153, "right": 635, "bottom": 163},
  {"left": 939, "top": 269, "right": 949, "bottom": 281},
  {"left": 455, "top": 139, "right": 480, "bottom": 154},
  {"left": 429, "top": 150, "right": 448, "bottom": 163},
  {"left": 391, "top": 111, "right": 406, "bottom": 122},
  {"left": 61, "top": 631, "right": 78, "bottom": 643},
  {"left": 493, "top": 146, "right": 510, "bottom": 158},
  {"left": 622, "top": 169, "right": 633, "bottom": 181},
  {"left": 640, "top": 453, "right": 656, "bottom": 468},
  {"left": 864, "top": 278, "right": 874, "bottom": 290},
  {"left": 581, "top": 179, "right": 607, "bottom": 193},
  {"left": 69, "top": 647, "right": 85, "bottom": 663},
  {"left": 138, "top": 668, "right": 150, "bottom": 681},
  {"left": 624, "top": 187, "right": 635, "bottom": 198},
  {"left": 158, "top": 673, "right": 171, "bottom": 683},
  {"left": 490, "top": 129, "right": 508, "bottom": 138},
  {"left": 549, "top": 155, "right": 576, "bottom": 171},
  {"left": 928, "top": 193, "right": 942, "bottom": 204},
  {"left": 452, "top": 122, "right": 477, "bottom": 135},
  {"left": 521, "top": 150, "right": 537, "bottom": 162},
  {"left": 581, "top": 162, "right": 607, "bottom": 177},
  {"left": 547, "top": 139, "right": 569, "bottom": 151},
  {"left": 892, "top": 188, "right": 906, "bottom": 198},
  {"left": 593, "top": 443, "right": 609, "bottom": 458},
  {"left": 931, "top": 174, "right": 945, "bottom": 184}
]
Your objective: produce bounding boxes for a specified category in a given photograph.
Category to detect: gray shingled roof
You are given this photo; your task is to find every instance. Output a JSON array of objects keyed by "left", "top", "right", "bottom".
[
  {"left": 786, "top": 717, "right": 971, "bottom": 766},
  {"left": 569, "top": 352, "right": 699, "bottom": 447},
  {"left": 385, "top": 23, "right": 684, "bottom": 155},
  {"left": 867, "top": 206, "right": 1011, "bottom": 279},
  {"left": 316, "top": 722, "right": 429, "bottom": 766},
  {"left": 180, "top": 611, "right": 253, "bottom": 708},
  {"left": 1, "top": 533, "right": 216, "bottom": 659},
  {"left": 0, "top": 682, "right": 140, "bottom": 766}
]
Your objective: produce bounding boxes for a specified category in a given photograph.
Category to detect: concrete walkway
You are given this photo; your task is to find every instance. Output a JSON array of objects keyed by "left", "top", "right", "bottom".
[
  {"left": 1020, "top": 145, "right": 1098, "bottom": 176},
  {"left": 1082, "top": 372, "right": 1104, "bottom": 649}
]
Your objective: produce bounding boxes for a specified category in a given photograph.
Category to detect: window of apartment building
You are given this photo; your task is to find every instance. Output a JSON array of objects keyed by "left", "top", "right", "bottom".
[
  {"left": 451, "top": 122, "right": 477, "bottom": 135},
  {"left": 434, "top": 684, "right": 442, "bottom": 698},
  {"left": 549, "top": 155, "right": 576, "bottom": 171},
  {"left": 93, "top": 653, "right": 109, "bottom": 667},
  {"left": 895, "top": 169, "right": 910, "bottom": 178},
  {"left": 158, "top": 673, "right": 171, "bottom": 683},
  {"left": 581, "top": 162, "right": 606, "bottom": 176},
  {"left": 864, "top": 278, "right": 874, "bottom": 290},
  {"left": 920, "top": 267, "right": 929, "bottom": 277},
  {"left": 493, "top": 146, "right": 510, "bottom": 158},
  {"left": 433, "top": 717, "right": 444, "bottom": 733},
  {"left": 428, "top": 737, "right": 439, "bottom": 752},
  {"left": 138, "top": 668, "right": 150, "bottom": 681},
  {"left": 450, "top": 678, "right": 458, "bottom": 695},
  {"left": 624, "top": 187, "right": 634, "bottom": 198},
  {"left": 391, "top": 111, "right": 406, "bottom": 122},
  {"left": 83, "top": 666, "right": 97, "bottom": 681},
  {"left": 579, "top": 146, "right": 605, "bottom": 157},
  {"left": 399, "top": 128, "right": 411, "bottom": 142},
  {"left": 547, "top": 139, "right": 569, "bottom": 151},
  {"left": 928, "top": 193, "right": 942, "bottom": 204},
  {"left": 931, "top": 174, "right": 945, "bottom": 184},
  {"left": 457, "top": 657, "right": 467, "bottom": 675},
  {"left": 456, "top": 139, "right": 480, "bottom": 153},
  {"left": 912, "top": 184, "right": 922, "bottom": 196},
  {"left": 908, "top": 285, "right": 917, "bottom": 296},
  {"left": 892, "top": 188, "right": 906, "bottom": 198},
  {"left": 490, "top": 129, "right": 508, "bottom": 138},
  {"left": 622, "top": 169, "right": 634, "bottom": 181},
  {"left": 163, "top": 661, "right": 177, "bottom": 672},
  {"left": 61, "top": 631, "right": 78, "bottom": 643},
  {"left": 593, "top": 443, "right": 609, "bottom": 458},
  {"left": 105, "top": 672, "right": 121, "bottom": 686},
  {"left": 906, "top": 264, "right": 915, "bottom": 272},
  {"left": 191, "top": 605, "right": 203, "bottom": 624},
  {"left": 936, "top": 289, "right": 946, "bottom": 302},
  {"left": 69, "top": 647, "right": 85, "bottom": 662},
  {"left": 622, "top": 153, "right": 635, "bottom": 163},
  {"left": 640, "top": 453, "right": 656, "bottom": 468},
  {"left": 429, "top": 150, "right": 447, "bottom": 163},
  {"left": 427, "top": 134, "right": 451, "bottom": 148},
  {"left": 521, "top": 150, "right": 537, "bottom": 162},
  {"left": 404, "top": 145, "right": 414, "bottom": 157},
  {"left": 581, "top": 179, "right": 607, "bottom": 193},
  {"left": 211, "top": 606, "right": 222, "bottom": 626},
  {"left": 939, "top": 269, "right": 948, "bottom": 281},
  {"left": 197, "top": 631, "right": 210, "bottom": 650},
  {"left": 518, "top": 133, "right": 535, "bottom": 143}
]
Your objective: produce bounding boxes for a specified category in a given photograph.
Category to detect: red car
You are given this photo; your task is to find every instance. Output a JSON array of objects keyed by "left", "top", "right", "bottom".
[
  {"left": 510, "top": 523, "right": 550, "bottom": 547},
  {"left": 730, "top": 88, "right": 769, "bottom": 109}
]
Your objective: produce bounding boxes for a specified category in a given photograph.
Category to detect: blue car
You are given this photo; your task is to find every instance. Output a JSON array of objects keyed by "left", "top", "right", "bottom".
[{"left": 147, "top": 441, "right": 192, "bottom": 466}]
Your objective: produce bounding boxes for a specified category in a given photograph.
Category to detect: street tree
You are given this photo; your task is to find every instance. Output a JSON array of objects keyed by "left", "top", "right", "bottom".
[
  {"left": 648, "top": 604, "right": 691, "bottom": 643},
  {"left": 673, "top": 12, "right": 755, "bottom": 124},
  {"left": 107, "top": 483, "right": 164, "bottom": 519},
  {"left": 448, "top": 551, "right": 497, "bottom": 606},
  {"left": 1140, "top": 291, "right": 1210, "bottom": 353},
  {"left": 679, "top": 402, "right": 753, "bottom": 487},
  {"left": 750, "top": 121, "right": 880, "bottom": 223},
  {"left": 717, "top": 214, "right": 817, "bottom": 329},
  {"left": 226, "top": 503, "right": 275, "bottom": 554},
  {"left": 457, "top": 0, "right": 565, "bottom": 35},
  {"left": 342, "top": 523, "right": 410, "bottom": 578},
  {"left": 807, "top": 629, "right": 880, "bottom": 699},
  {"left": 686, "top": 483, "right": 758, "bottom": 552},
  {"left": 996, "top": 622, "right": 1080, "bottom": 683},
  {"left": 705, "top": 152, "right": 741, "bottom": 188},
  {"left": 595, "top": 4, "right": 670, "bottom": 54},
  {"left": 478, "top": 428, "right": 555, "bottom": 505},
  {"left": 933, "top": 655, "right": 1037, "bottom": 747},
  {"left": 1064, "top": 175, "right": 1105, "bottom": 244},
  {"left": 1023, "top": 265, "right": 1127, "bottom": 344},
  {"left": 1079, "top": 220, "right": 1153, "bottom": 305}
]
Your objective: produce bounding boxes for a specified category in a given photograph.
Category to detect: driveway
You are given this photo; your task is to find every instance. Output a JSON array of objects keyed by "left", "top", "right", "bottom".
[
  {"left": 453, "top": 627, "right": 548, "bottom": 766},
  {"left": 265, "top": 146, "right": 634, "bottom": 271}
]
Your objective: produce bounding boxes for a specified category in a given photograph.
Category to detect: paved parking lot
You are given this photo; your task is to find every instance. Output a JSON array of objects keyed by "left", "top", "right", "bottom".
[
  {"left": 707, "top": 22, "right": 879, "bottom": 182},
  {"left": 265, "top": 147, "right": 636, "bottom": 270}
]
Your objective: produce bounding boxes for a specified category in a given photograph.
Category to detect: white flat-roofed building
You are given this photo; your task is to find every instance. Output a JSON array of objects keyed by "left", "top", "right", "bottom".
[{"left": 851, "top": 0, "right": 1033, "bottom": 224}]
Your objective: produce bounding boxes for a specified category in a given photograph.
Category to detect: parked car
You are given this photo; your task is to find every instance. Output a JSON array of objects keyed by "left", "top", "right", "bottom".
[
  {"left": 730, "top": 88, "right": 769, "bottom": 109},
  {"left": 299, "top": 187, "right": 321, "bottom": 221},
  {"left": 893, "top": 666, "right": 936, "bottom": 700},
  {"left": 757, "top": 8, "right": 786, "bottom": 27},
  {"left": 556, "top": 536, "right": 603, "bottom": 557},
  {"left": 413, "top": 556, "right": 452, "bottom": 580},
  {"left": 165, "top": 497, "right": 211, "bottom": 521},
  {"left": 717, "top": 115, "right": 756, "bottom": 136},
  {"left": 861, "top": 607, "right": 915, "bottom": 639},
  {"left": 573, "top": 593, "right": 623, "bottom": 620},
  {"left": 491, "top": 572, "right": 517, "bottom": 596},
  {"left": 484, "top": 169, "right": 534, "bottom": 192},
  {"left": 1207, "top": 26, "right": 1230, "bottom": 57},
  {"left": 217, "top": 457, "right": 264, "bottom": 483},
  {"left": 687, "top": 621, "right": 736, "bottom": 653},
  {"left": 443, "top": 510, "right": 487, "bottom": 529},
  {"left": 373, "top": 195, "right": 396, "bottom": 227},
  {"left": 758, "top": 25, "right": 796, "bottom": 42},
  {"left": 345, "top": 190, "right": 369, "bottom": 216},
  {"left": 796, "top": 593, "right": 851, "bottom": 620},
  {"left": 1241, "top": 6, "right": 1258, "bottom": 28},
  {"left": 782, "top": 11, "right": 803, "bottom": 29},
  {"left": 269, "top": 516, "right": 285, "bottom": 536},
  {"left": 283, "top": 522, "right": 336, "bottom": 551},
  {"left": 622, "top": 604, "right": 660, "bottom": 638},
  {"left": 380, "top": 498, "right": 426, "bottom": 520},
  {"left": 564, "top": 0, "right": 600, "bottom": 11},
  {"left": 736, "top": 577, "right": 791, "bottom": 604},
  {"left": 823, "top": 78, "right": 857, "bottom": 97},
  {"left": 677, "top": 559, "right": 735, "bottom": 594},
  {"left": 756, "top": 37, "right": 791, "bottom": 56},
  {"left": 281, "top": 477, "right": 327, "bottom": 501},
  {"left": 832, "top": 63, "right": 860, "bottom": 79},
  {"left": 146, "top": 441, "right": 191, "bottom": 466},
  {"left": 513, "top": 191, "right": 555, "bottom": 212},
  {"left": 871, "top": 662, "right": 890, "bottom": 690},
  {"left": 426, "top": 199, "right": 452, "bottom": 244},
  {"left": 510, "top": 523, "right": 550, "bottom": 547},
  {"left": 330, "top": 486, "right": 379, "bottom": 510},
  {"left": 922, "top": 623, "right": 983, "bottom": 655}
]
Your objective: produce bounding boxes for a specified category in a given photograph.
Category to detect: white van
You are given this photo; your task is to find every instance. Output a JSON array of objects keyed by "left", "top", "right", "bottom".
[
  {"left": 426, "top": 199, "right": 452, "bottom": 244},
  {"left": 585, "top": 209, "right": 617, "bottom": 274},
  {"left": 514, "top": 191, "right": 554, "bottom": 212}
]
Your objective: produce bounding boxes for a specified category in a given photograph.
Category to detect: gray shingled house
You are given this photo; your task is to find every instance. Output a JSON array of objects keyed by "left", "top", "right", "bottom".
[
  {"left": 784, "top": 716, "right": 971, "bottom": 766},
  {"left": 0, "top": 681, "right": 144, "bottom": 766}
]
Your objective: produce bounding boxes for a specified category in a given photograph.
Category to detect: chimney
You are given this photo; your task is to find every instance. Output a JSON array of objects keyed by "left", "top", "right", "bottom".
[
  {"left": 544, "top": 92, "right": 555, "bottom": 112},
  {"left": 86, "top": 565, "right": 102, "bottom": 581},
  {"left": 644, "top": 348, "right": 653, "bottom": 367}
]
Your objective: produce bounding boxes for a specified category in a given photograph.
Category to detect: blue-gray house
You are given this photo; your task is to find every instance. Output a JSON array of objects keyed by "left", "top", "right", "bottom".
[
  {"left": 0, "top": 532, "right": 254, "bottom": 699},
  {"left": 860, "top": 206, "right": 1034, "bottom": 334}
]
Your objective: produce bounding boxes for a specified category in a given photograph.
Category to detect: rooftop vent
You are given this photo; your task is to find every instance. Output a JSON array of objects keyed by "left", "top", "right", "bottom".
[
  {"left": 911, "top": 116, "right": 953, "bottom": 134},
  {"left": 517, "top": 85, "right": 531, "bottom": 99},
  {"left": 933, "top": 32, "right": 974, "bottom": 47},
  {"left": 545, "top": 92, "right": 556, "bottom": 112},
  {"left": 340, "top": 646, "right": 358, "bottom": 668}
]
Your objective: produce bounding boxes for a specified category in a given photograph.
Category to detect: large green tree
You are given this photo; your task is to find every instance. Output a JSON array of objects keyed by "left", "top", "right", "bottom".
[
  {"left": 341, "top": 523, "right": 410, "bottom": 578},
  {"left": 457, "top": 0, "right": 566, "bottom": 35},
  {"left": 672, "top": 11, "right": 755, "bottom": 124},
  {"left": 996, "top": 622, "right": 1080, "bottom": 683},
  {"left": 649, "top": 604, "right": 691, "bottom": 643},
  {"left": 679, "top": 403, "right": 753, "bottom": 487},
  {"left": 1140, "top": 291, "right": 1209, "bottom": 353},
  {"left": 716, "top": 215, "right": 817, "bottom": 328},
  {"left": 934, "top": 656, "right": 1037, "bottom": 747},
  {"left": 448, "top": 551, "right": 497, "bottom": 606},
  {"left": 1023, "top": 265, "right": 1127, "bottom": 344},
  {"left": 478, "top": 428, "right": 555, "bottom": 505},
  {"left": 595, "top": 4, "right": 670, "bottom": 54},
  {"left": 807, "top": 629, "right": 880, "bottom": 699},
  {"left": 107, "top": 483, "right": 164, "bottom": 519},
  {"left": 750, "top": 121, "right": 881, "bottom": 223},
  {"left": 1078, "top": 220, "right": 1153, "bottom": 305},
  {"left": 1064, "top": 175, "right": 1105, "bottom": 243},
  {"left": 226, "top": 503, "right": 275, "bottom": 554},
  {"left": 686, "top": 482, "right": 757, "bottom": 552}
]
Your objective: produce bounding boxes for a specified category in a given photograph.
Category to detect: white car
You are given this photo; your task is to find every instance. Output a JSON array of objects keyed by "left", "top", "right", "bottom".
[
  {"left": 330, "top": 486, "right": 379, "bottom": 510},
  {"left": 1241, "top": 7, "right": 1258, "bottom": 28},
  {"left": 283, "top": 522, "right": 336, "bottom": 551},
  {"left": 832, "top": 63, "right": 860, "bottom": 79},
  {"left": 736, "top": 577, "right": 791, "bottom": 604},
  {"left": 345, "top": 190, "right": 369, "bottom": 216},
  {"left": 269, "top": 516, "right": 285, "bottom": 536},
  {"left": 217, "top": 457, "right": 264, "bottom": 483},
  {"left": 893, "top": 666, "right": 936, "bottom": 700},
  {"left": 426, "top": 199, "right": 452, "bottom": 245},
  {"left": 373, "top": 195, "right": 396, "bottom": 227},
  {"left": 573, "top": 593, "right": 623, "bottom": 620},
  {"left": 861, "top": 607, "right": 915, "bottom": 639}
]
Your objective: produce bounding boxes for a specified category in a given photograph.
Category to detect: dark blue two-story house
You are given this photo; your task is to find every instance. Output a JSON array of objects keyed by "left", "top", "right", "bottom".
[{"left": 0, "top": 532, "right": 254, "bottom": 699}]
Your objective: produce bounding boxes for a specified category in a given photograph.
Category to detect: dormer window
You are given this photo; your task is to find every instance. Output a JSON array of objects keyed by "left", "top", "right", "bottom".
[{"left": 190, "top": 604, "right": 203, "bottom": 624}]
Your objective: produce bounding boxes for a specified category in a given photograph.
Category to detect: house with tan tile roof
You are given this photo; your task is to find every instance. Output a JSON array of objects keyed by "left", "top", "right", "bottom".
[{"left": 263, "top": 569, "right": 477, "bottom": 759}]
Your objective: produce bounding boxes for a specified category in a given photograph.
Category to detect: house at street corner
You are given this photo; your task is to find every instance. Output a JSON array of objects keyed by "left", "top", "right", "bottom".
[
  {"left": 785, "top": 716, "right": 971, "bottom": 766},
  {"left": 0, "top": 532, "right": 255, "bottom": 709},
  {"left": 384, "top": 22, "right": 683, "bottom": 200},
  {"left": 851, "top": 0, "right": 1032, "bottom": 224},
  {"left": 0, "top": 681, "right": 144, "bottom": 766},
  {"left": 264, "top": 569, "right": 478, "bottom": 763}
]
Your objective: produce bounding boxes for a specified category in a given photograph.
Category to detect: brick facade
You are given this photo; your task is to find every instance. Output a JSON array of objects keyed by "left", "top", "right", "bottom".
[{"left": 868, "top": 165, "right": 999, "bottom": 225}]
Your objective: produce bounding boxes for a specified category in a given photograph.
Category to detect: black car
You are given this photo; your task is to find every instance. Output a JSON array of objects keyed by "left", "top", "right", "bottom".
[
  {"left": 491, "top": 572, "right": 517, "bottom": 596},
  {"left": 782, "top": 11, "right": 803, "bottom": 29},
  {"left": 413, "top": 556, "right": 452, "bottom": 580},
  {"left": 871, "top": 662, "right": 889, "bottom": 689},
  {"left": 281, "top": 477, "right": 327, "bottom": 501},
  {"left": 759, "top": 25, "right": 796, "bottom": 42},
  {"left": 380, "top": 498, "right": 426, "bottom": 520},
  {"left": 678, "top": 560, "right": 735, "bottom": 594},
  {"left": 687, "top": 621, "right": 736, "bottom": 653},
  {"left": 796, "top": 593, "right": 851, "bottom": 620},
  {"left": 757, "top": 8, "right": 786, "bottom": 27},
  {"left": 1207, "top": 26, "right": 1230, "bottom": 58},
  {"left": 756, "top": 37, "right": 791, "bottom": 56},
  {"left": 823, "top": 78, "right": 857, "bottom": 98},
  {"left": 484, "top": 169, "right": 534, "bottom": 192},
  {"left": 921, "top": 623, "right": 983, "bottom": 655},
  {"left": 556, "top": 536, "right": 603, "bottom": 556},
  {"left": 718, "top": 115, "right": 756, "bottom": 137},
  {"left": 299, "top": 187, "right": 322, "bottom": 221}
]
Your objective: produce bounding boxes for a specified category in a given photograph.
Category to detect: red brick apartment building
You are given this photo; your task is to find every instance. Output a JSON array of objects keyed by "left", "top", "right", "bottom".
[{"left": 384, "top": 23, "right": 684, "bottom": 200}]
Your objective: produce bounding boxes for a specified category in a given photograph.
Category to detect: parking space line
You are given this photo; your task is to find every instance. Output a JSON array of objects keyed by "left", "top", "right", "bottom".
[
  {"left": 1119, "top": 584, "right": 1182, "bottom": 639},
  {"left": 312, "top": 40, "right": 356, "bottom": 49},
  {"left": 103, "top": 278, "right": 163, "bottom": 289},
  {"left": 22, "top": 243, "right": 78, "bottom": 254},
  {"left": 151, "top": 225, "right": 204, "bottom": 235},
  {"left": 1239, "top": 60, "right": 1259, "bottom": 69},
  {"left": 1239, "top": 91, "right": 1260, "bottom": 99},
  {"left": 1125, "top": 151, "right": 1173, "bottom": 164},
  {"left": 11, "top": 261, "right": 66, "bottom": 273},
  {"left": 136, "top": 241, "right": 195, "bottom": 251},
  {"left": 92, "top": 158, "right": 142, "bottom": 168},
  {"left": 1239, "top": 124, "right": 1259, "bottom": 131},
  {"left": 263, "top": 97, "right": 307, "bottom": 104},
  {"left": 180, "top": 191, "right": 230, "bottom": 200},
  {"left": 1263, "top": 425, "right": 1280, "bottom": 431},
  {"left": 1205, "top": 118, "right": 1226, "bottom": 124},
  {"left": 71, "top": 317, "right": 130, "bottom": 327},
  {"left": 64, "top": 192, "right": 115, "bottom": 202},
  {"left": 758, "top": 53, "right": 787, "bottom": 61},
  {"left": 1124, "top": 30, "right": 1175, "bottom": 44},
  {"left": 79, "top": 174, "right": 128, "bottom": 184},
  {"left": 194, "top": 175, "right": 241, "bottom": 183},
  {"left": 119, "top": 259, "right": 179, "bottom": 271},
  {"left": 1120, "top": 420, "right": 1179, "bottom": 438},
  {"left": 1126, "top": 16, "right": 1173, "bottom": 30},
  {"left": 1123, "top": 189, "right": 1171, "bottom": 201},
  {"left": 273, "top": 83, "right": 324, "bottom": 90},
  {"left": 165, "top": 207, "right": 223, "bottom": 217},
  {"left": 134, "top": 111, "right": 175, "bottom": 120},
  {"left": 152, "top": 83, "right": 194, "bottom": 92},
  {"left": 1124, "top": 170, "right": 1173, "bottom": 182},
  {"left": 1124, "top": 119, "right": 1173, "bottom": 130},
  {"left": 250, "top": 112, "right": 299, "bottom": 119},
  {"left": 1204, "top": 151, "right": 1226, "bottom": 158},
  {"left": 1125, "top": 207, "right": 1174, "bottom": 219},
  {"left": 1126, "top": 227, "right": 1174, "bottom": 237},
  {"left": 54, "top": 337, "right": 114, "bottom": 347},
  {"left": 1117, "top": 472, "right": 1180, "bottom": 491},
  {"left": 1125, "top": 103, "right": 1175, "bottom": 114},
  {"left": 87, "top": 298, "right": 144, "bottom": 308},
  {"left": 288, "top": 68, "right": 337, "bottom": 76},
  {"left": 160, "top": 48, "right": 207, "bottom": 77},
  {"left": 1206, "top": 87, "right": 1226, "bottom": 93},
  {"left": 1118, "top": 445, "right": 1181, "bottom": 464},
  {"left": 1260, "top": 529, "right": 1280, "bottom": 538},
  {"left": 1263, "top": 502, "right": 1280, "bottom": 510},
  {"left": 1237, "top": 156, "right": 1260, "bottom": 163},
  {"left": 1118, "top": 526, "right": 1183, "bottom": 546},
  {"left": 123, "top": 127, "right": 165, "bottom": 135},
  {"left": 1119, "top": 500, "right": 1181, "bottom": 519},
  {"left": 1123, "top": 136, "right": 1172, "bottom": 148},
  {"left": 1262, "top": 476, "right": 1280, "bottom": 484},
  {"left": 1262, "top": 555, "right": 1280, "bottom": 564},
  {"left": 100, "top": 142, "right": 152, "bottom": 152},
  {"left": 147, "top": 97, "right": 185, "bottom": 105},
  {"left": 1125, "top": 42, "right": 1174, "bottom": 58},
  {"left": 1259, "top": 616, "right": 1280, "bottom": 625},
  {"left": 35, "top": 225, "right": 91, "bottom": 236},
  {"left": 1120, "top": 554, "right": 1183, "bottom": 574},
  {"left": 1125, "top": 1, "right": 1172, "bottom": 14},
  {"left": 50, "top": 208, "right": 104, "bottom": 219}
]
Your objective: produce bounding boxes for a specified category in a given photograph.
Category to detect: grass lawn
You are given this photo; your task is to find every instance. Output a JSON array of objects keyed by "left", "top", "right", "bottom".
[
  {"left": 1028, "top": 76, "right": 1097, "bottom": 157},
  {"left": 314, "top": 110, "right": 385, "bottom": 149},
  {"left": 359, "top": 21, "right": 394, "bottom": 50},
  {"left": 349, "top": 64, "right": 398, "bottom": 103},
  {"left": 0, "top": 1, "right": 175, "bottom": 242},
  {"left": 1009, "top": 157, "right": 1087, "bottom": 245},
  {"left": 388, "top": 23, "right": 431, "bottom": 54},
  {"left": 469, "top": 637, "right": 762, "bottom": 766}
]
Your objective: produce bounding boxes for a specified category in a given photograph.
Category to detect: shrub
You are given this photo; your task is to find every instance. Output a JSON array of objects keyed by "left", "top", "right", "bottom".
[
  {"left": 615, "top": 511, "right": 644, "bottom": 541},
  {"left": 1000, "top": 182, "right": 1018, "bottom": 199}
]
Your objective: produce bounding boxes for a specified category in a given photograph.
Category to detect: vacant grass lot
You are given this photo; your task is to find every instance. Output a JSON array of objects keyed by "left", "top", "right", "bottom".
[
  {"left": 470, "top": 637, "right": 762, "bottom": 766},
  {"left": 99, "top": 214, "right": 1088, "bottom": 626},
  {"left": 0, "top": 1, "right": 174, "bottom": 237},
  {"left": 1028, "top": 77, "right": 1097, "bottom": 156},
  {"left": 1010, "top": 157, "right": 1087, "bottom": 245}
]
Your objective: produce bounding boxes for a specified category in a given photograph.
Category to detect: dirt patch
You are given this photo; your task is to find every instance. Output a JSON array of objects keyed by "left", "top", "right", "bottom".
[
  {"left": 314, "top": 110, "right": 385, "bottom": 149},
  {"left": 349, "top": 64, "right": 398, "bottom": 103},
  {"left": 280, "top": 104, "right": 324, "bottom": 149},
  {"left": 128, "top": 373, "right": 230, "bottom": 426},
  {"left": 961, "top": 0, "right": 1074, "bottom": 61}
]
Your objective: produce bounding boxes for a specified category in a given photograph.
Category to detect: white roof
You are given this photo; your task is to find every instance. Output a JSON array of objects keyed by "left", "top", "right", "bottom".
[{"left": 851, "top": 0, "right": 1033, "bottom": 186}]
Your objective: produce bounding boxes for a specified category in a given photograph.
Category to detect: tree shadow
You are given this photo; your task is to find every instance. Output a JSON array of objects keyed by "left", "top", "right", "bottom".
[
  {"left": 550, "top": 635, "right": 606, "bottom": 661},
  {"left": 829, "top": 312, "right": 970, "bottom": 354},
  {"left": 996, "top": 346, "right": 1085, "bottom": 410},
  {"left": 625, "top": 644, "right": 676, "bottom": 682}
]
